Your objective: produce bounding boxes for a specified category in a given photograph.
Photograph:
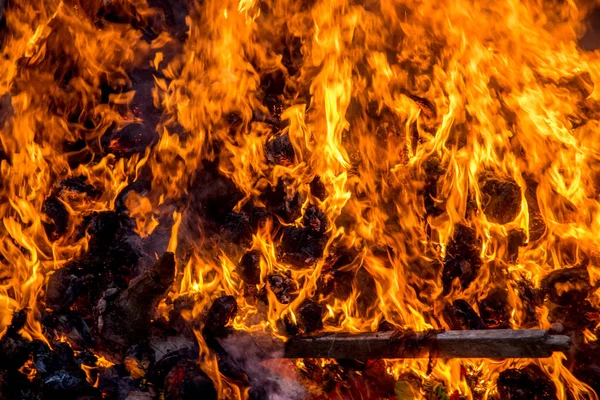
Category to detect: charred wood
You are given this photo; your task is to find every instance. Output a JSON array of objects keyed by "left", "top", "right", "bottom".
[
  {"left": 497, "top": 364, "right": 557, "bottom": 400},
  {"left": 479, "top": 175, "right": 522, "bottom": 225},
  {"left": 507, "top": 228, "right": 527, "bottom": 263},
  {"left": 279, "top": 226, "right": 327, "bottom": 268},
  {"left": 265, "top": 133, "right": 295, "bottom": 166},
  {"left": 203, "top": 295, "right": 238, "bottom": 337},
  {"left": 45, "top": 264, "right": 84, "bottom": 312},
  {"left": 163, "top": 360, "right": 217, "bottom": 400},
  {"left": 220, "top": 212, "right": 253, "bottom": 247},
  {"left": 238, "top": 250, "right": 262, "bottom": 285},
  {"left": 189, "top": 163, "right": 245, "bottom": 225},
  {"left": 309, "top": 176, "right": 328, "bottom": 201},
  {"left": 516, "top": 278, "right": 540, "bottom": 327},
  {"left": 523, "top": 174, "right": 547, "bottom": 241},
  {"left": 97, "top": 252, "right": 175, "bottom": 348},
  {"left": 282, "top": 329, "right": 570, "bottom": 360},
  {"left": 478, "top": 289, "right": 511, "bottom": 329},
  {"left": 297, "top": 300, "right": 324, "bottom": 333},
  {"left": 442, "top": 224, "right": 482, "bottom": 293},
  {"left": 541, "top": 265, "right": 591, "bottom": 307},
  {"left": 443, "top": 300, "right": 486, "bottom": 330},
  {"left": 0, "top": 311, "right": 30, "bottom": 372},
  {"left": 267, "top": 273, "right": 298, "bottom": 304},
  {"left": 422, "top": 156, "right": 445, "bottom": 218},
  {"left": 42, "top": 195, "right": 69, "bottom": 241},
  {"left": 261, "top": 178, "right": 302, "bottom": 223}
]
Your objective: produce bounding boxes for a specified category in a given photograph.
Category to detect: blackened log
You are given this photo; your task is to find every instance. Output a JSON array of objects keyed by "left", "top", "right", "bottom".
[
  {"left": 102, "top": 122, "right": 158, "bottom": 157},
  {"left": 507, "top": 229, "right": 527, "bottom": 263},
  {"left": 42, "top": 311, "right": 93, "bottom": 350},
  {"left": 189, "top": 163, "right": 245, "bottom": 225},
  {"left": 261, "top": 179, "right": 302, "bottom": 223},
  {"left": 303, "top": 205, "right": 327, "bottom": 235},
  {"left": 45, "top": 265, "right": 83, "bottom": 311},
  {"left": 30, "top": 341, "right": 100, "bottom": 398},
  {"left": 422, "top": 156, "right": 445, "bottom": 217},
  {"left": 98, "top": 252, "right": 175, "bottom": 347},
  {"left": 220, "top": 212, "right": 252, "bottom": 246},
  {"left": 516, "top": 278, "right": 540, "bottom": 327},
  {"left": 279, "top": 226, "right": 327, "bottom": 268},
  {"left": 98, "top": 364, "right": 143, "bottom": 399},
  {"left": 523, "top": 174, "right": 547, "bottom": 241},
  {"left": 282, "top": 329, "right": 570, "bottom": 359}
]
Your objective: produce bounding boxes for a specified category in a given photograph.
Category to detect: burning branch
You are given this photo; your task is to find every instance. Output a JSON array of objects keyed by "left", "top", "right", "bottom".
[{"left": 282, "top": 329, "right": 570, "bottom": 360}]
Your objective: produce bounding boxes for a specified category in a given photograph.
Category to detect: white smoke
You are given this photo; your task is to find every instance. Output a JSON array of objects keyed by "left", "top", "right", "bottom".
[{"left": 219, "top": 333, "right": 307, "bottom": 400}]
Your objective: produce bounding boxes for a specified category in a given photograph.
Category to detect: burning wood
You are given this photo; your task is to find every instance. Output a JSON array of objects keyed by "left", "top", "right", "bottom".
[
  {"left": 281, "top": 329, "right": 571, "bottom": 360},
  {"left": 0, "top": 0, "right": 600, "bottom": 398},
  {"left": 97, "top": 252, "right": 176, "bottom": 349}
]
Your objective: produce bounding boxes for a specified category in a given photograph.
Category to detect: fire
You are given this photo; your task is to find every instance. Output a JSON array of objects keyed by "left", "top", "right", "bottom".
[{"left": 1, "top": 0, "right": 600, "bottom": 398}]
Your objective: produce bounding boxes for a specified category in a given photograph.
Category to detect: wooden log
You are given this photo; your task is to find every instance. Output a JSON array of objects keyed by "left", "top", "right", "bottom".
[
  {"left": 98, "top": 252, "right": 175, "bottom": 348},
  {"left": 282, "top": 329, "right": 570, "bottom": 360}
]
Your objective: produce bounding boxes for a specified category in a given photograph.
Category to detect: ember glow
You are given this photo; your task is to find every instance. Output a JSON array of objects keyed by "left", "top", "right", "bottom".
[{"left": 1, "top": 0, "right": 600, "bottom": 398}]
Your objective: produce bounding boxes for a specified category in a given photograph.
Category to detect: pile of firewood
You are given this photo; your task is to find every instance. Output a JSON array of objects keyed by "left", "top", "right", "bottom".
[{"left": 0, "top": 0, "right": 600, "bottom": 399}]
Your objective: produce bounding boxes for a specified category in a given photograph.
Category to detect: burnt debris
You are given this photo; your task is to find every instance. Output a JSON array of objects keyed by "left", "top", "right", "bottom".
[
  {"left": 478, "top": 175, "right": 522, "bottom": 224},
  {"left": 203, "top": 295, "right": 238, "bottom": 336},
  {"left": 267, "top": 273, "right": 298, "bottom": 304},
  {"left": 238, "top": 250, "right": 263, "bottom": 285},
  {"left": 265, "top": 133, "right": 295, "bottom": 166},
  {"left": 309, "top": 175, "right": 328, "bottom": 201},
  {"left": 478, "top": 288, "right": 511, "bottom": 329},
  {"left": 297, "top": 300, "right": 325, "bottom": 333},
  {"left": 278, "top": 204, "right": 329, "bottom": 268},
  {"left": 164, "top": 360, "right": 217, "bottom": 400},
  {"left": 443, "top": 299, "right": 486, "bottom": 330},
  {"left": 442, "top": 224, "right": 482, "bottom": 293},
  {"left": 1, "top": 0, "right": 598, "bottom": 398},
  {"left": 97, "top": 252, "right": 176, "bottom": 349},
  {"left": 496, "top": 364, "right": 557, "bottom": 400},
  {"left": 540, "top": 265, "right": 591, "bottom": 307},
  {"left": 261, "top": 178, "right": 303, "bottom": 223}
]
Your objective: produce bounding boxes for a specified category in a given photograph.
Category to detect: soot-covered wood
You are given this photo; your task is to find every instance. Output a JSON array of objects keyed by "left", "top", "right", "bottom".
[
  {"left": 97, "top": 252, "right": 175, "bottom": 348},
  {"left": 282, "top": 329, "right": 570, "bottom": 360}
]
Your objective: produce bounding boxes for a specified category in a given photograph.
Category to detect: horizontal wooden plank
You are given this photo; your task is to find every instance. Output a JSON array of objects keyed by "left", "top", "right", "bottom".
[{"left": 281, "top": 329, "right": 570, "bottom": 360}]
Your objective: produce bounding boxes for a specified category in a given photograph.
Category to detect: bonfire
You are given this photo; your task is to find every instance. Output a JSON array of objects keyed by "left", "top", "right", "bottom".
[{"left": 0, "top": 0, "right": 599, "bottom": 399}]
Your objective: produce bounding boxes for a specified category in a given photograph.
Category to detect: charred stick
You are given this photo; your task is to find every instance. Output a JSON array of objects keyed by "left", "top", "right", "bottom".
[
  {"left": 284, "top": 329, "right": 569, "bottom": 360},
  {"left": 234, "top": 329, "right": 570, "bottom": 360}
]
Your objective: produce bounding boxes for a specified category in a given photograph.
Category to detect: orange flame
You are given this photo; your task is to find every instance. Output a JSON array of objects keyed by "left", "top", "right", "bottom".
[{"left": 1, "top": 0, "right": 600, "bottom": 398}]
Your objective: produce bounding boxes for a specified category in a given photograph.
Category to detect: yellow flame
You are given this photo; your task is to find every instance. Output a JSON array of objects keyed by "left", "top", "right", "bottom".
[{"left": 1, "top": 0, "right": 600, "bottom": 398}]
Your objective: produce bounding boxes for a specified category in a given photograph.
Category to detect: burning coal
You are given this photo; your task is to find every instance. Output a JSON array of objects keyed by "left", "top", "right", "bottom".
[{"left": 0, "top": 0, "right": 600, "bottom": 398}]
